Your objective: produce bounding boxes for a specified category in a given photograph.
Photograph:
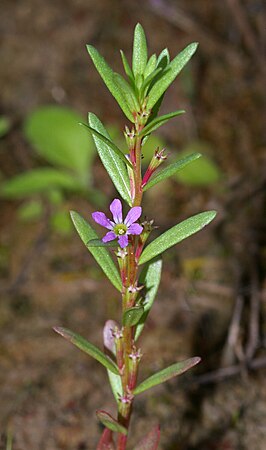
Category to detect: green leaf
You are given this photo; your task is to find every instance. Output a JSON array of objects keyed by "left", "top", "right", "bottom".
[
  {"left": 96, "top": 410, "right": 127, "bottom": 435},
  {"left": 120, "top": 50, "right": 134, "bottom": 82},
  {"left": 0, "top": 168, "right": 78, "bottom": 199},
  {"left": 132, "top": 23, "right": 148, "bottom": 77},
  {"left": 174, "top": 143, "right": 222, "bottom": 186},
  {"left": 134, "top": 357, "right": 201, "bottom": 395},
  {"left": 147, "top": 43, "right": 198, "bottom": 110},
  {"left": 156, "top": 48, "right": 170, "bottom": 69},
  {"left": 54, "top": 327, "right": 119, "bottom": 375},
  {"left": 88, "top": 113, "right": 132, "bottom": 205},
  {"left": 24, "top": 106, "right": 95, "bottom": 182},
  {"left": 143, "top": 152, "right": 201, "bottom": 191},
  {"left": 144, "top": 54, "right": 157, "bottom": 78},
  {"left": 107, "top": 370, "right": 122, "bottom": 404},
  {"left": 113, "top": 73, "right": 140, "bottom": 112},
  {"left": 70, "top": 211, "right": 122, "bottom": 291},
  {"left": 141, "top": 67, "right": 162, "bottom": 95},
  {"left": 86, "top": 45, "right": 134, "bottom": 122},
  {"left": 86, "top": 239, "right": 117, "bottom": 247},
  {"left": 140, "top": 110, "right": 185, "bottom": 137},
  {"left": 81, "top": 122, "right": 132, "bottom": 169},
  {"left": 139, "top": 211, "right": 217, "bottom": 265},
  {"left": 123, "top": 306, "right": 144, "bottom": 327},
  {"left": 135, "top": 258, "right": 162, "bottom": 340},
  {"left": 133, "top": 425, "right": 160, "bottom": 450}
]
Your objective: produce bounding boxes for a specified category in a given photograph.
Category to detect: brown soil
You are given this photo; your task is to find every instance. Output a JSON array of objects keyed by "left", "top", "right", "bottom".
[{"left": 0, "top": 1, "right": 265, "bottom": 449}]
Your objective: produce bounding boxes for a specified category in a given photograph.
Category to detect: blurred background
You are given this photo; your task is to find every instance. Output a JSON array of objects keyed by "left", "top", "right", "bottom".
[{"left": 0, "top": 0, "right": 265, "bottom": 449}]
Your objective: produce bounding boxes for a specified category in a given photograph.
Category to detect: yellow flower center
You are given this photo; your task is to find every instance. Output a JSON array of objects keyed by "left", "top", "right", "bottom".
[{"left": 114, "top": 224, "right": 127, "bottom": 236}]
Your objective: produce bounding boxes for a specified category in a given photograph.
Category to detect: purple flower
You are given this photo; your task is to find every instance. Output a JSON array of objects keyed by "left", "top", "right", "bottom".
[{"left": 92, "top": 199, "right": 143, "bottom": 248}]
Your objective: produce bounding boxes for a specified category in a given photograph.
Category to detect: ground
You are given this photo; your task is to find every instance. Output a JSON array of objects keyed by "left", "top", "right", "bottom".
[{"left": 0, "top": 1, "right": 265, "bottom": 449}]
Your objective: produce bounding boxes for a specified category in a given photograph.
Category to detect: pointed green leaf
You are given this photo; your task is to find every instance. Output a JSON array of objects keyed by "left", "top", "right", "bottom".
[
  {"left": 54, "top": 327, "right": 119, "bottom": 375},
  {"left": 123, "top": 306, "right": 144, "bottom": 327},
  {"left": 70, "top": 211, "right": 122, "bottom": 291},
  {"left": 144, "top": 54, "right": 157, "bottom": 78},
  {"left": 86, "top": 45, "right": 134, "bottom": 122},
  {"left": 107, "top": 370, "right": 122, "bottom": 404},
  {"left": 86, "top": 239, "right": 117, "bottom": 248},
  {"left": 134, "top": 357, "right": 201, "bottom": 395},
  {"left": 88, "top": 113, "right": 132, "bottom": 205},
  {"left": 147, "top": 43, "right": 198, "bottom": 110},
  {"left": 120, "top": 50, "right": 134, "bottom": 82},
  {"left": 142, "top": 67, "right": 162, "bottom": 94},
  {"left": 140, "top": 110, "right": 185, "bottom": 137},
  {"left": 139, "top": 211, "right": 217, "bottom": 265},
  {"left": 80, "top": 122, "right": 132, "bottom": 168},
  {"left": 135, "top": 258, "right": 162, "bottom": 340},
  {"left": 96, "top": 410, "right": 127, "bottom": 435},
  {"left": 156, "top": 48, "right": 170, "bottom": 69},
  {"left": 133, "top": 425, "right": 160, "bottom": 450},
  {"left": 132, "top": 23, "right": 148, "bottom": 77},
  {"left": 113, "top": 73, "right": 140, "bottom": 112},
  {"left": 0, "top": 168, "right": 78, "bottom": 199},
  {"left": 143, "top": 152, "right": 201, "bottom": 191}
]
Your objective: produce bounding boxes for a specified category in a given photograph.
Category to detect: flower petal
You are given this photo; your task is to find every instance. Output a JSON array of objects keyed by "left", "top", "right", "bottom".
[
  {"left": 102, "top": 231, "right": 117, "bottom": 243},
  {"left": 92, "top": 212, "right": 113, "bottom": 229},
  {"left": 118, "top": 234, "right": 128, "bottom": 248},
  {"left": 128, "top": 223, "right": 143, "bottom": 235},
  {"left": 110, "top": 199, "right": 123, "bottom": 224},
  {"left": 124, "top": 206, "right": 142, "bottom": 226}
]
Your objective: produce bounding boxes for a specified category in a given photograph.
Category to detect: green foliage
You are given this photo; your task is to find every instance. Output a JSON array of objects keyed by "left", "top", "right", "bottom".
[
  {"left": 143, "top": 152, "right": 202, "bottom": 190},
  {"left": 81, "top": 120, "right": 132, "bottom": 168},
  {"left": 134, "top": 357, "right": 200, "bottom": 395},
  {"left": 24, "top": 106, "right": 95, "bottom": 184},
  {"left": 88, "top": 113, "right": 132, "bottom": 205},
  {"left": 123, "top": 305, "right": 145, "bottom": 327},
  {"left": 70, "top": 211, "right": 122, "bottom": 291},
  {"left": 135, "top": 258, "right": 162, "bottom": 340},
  {"left": 132, "top": 23, "right": 148, "bottom": 77},
  {"left": 54, "top": 327, "right": 119, "bottom": 374},
  {"left": 139, "top": 211, "right": 217, "bottom": 265},
  {"left": 108, "top": 369, "right": 122, "bottom": 404},
  {"left": 146, "top": 43, "right": 198, "bottom": 110},
  {"left": 174, "top": 141, "right": 222, "bottom": 186},
  {"left": 1, "top": 168, "right": 78, "bottom": 198},
  {"left": 86, "top": 45, "right": 135, "bottom": 122},
  {"left": 96, "top": 410, "right": 127, "bottom": 435},
  {"left": 140, "top": 110, "right": 185, "bottom": 137}
]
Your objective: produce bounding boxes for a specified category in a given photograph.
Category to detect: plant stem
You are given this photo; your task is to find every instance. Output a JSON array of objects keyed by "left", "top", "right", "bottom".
[{"left": 115, "top": 123, "right": 144, "bottom": 449}]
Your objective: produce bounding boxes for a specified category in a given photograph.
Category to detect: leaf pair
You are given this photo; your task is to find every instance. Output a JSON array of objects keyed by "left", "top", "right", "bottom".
[
  {"left": 70, "top": 209, "right": 216, "bottom": 291},
  {"left": 54, "top": 326, "right": 200, "bottom": 399}
]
